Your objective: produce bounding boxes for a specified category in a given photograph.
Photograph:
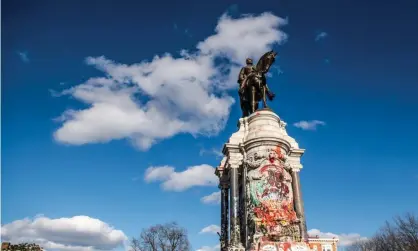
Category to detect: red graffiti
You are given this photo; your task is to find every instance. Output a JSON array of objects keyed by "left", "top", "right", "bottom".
[
  {"left": 254, "top": 164, "right": 298, "bottom": 233},
  {"left": 277, "top": 242, "right": 291, "bottom": 250},
  {"left": 275, "top": 146, "right": 284, "bottom": 160}
]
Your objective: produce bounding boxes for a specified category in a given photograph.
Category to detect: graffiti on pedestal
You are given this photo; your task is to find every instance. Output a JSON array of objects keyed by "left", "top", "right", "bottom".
[
  {"left": 251, "top": 164, "right": 299, "bottom": 237},
  {"left": 246, "top": 147, "right": 302, "bottom": 248}
]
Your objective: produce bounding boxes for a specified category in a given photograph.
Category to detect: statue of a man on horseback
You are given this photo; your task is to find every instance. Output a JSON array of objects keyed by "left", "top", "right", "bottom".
[{"left": 237, "top": 51, "right": 277, "bottom": 117}]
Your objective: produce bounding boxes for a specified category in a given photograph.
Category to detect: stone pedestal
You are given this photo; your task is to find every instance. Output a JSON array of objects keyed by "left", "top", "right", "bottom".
[{"left": 216, "top": 109, "right": 309, "bottom": 251}]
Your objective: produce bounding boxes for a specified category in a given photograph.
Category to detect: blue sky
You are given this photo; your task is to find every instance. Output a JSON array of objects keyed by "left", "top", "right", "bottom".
[{"left": 2, "top": 0, "right": 418, "bottom": 250}]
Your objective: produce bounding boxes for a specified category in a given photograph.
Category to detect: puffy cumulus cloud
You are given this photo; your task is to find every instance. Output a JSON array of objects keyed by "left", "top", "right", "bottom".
[
  {"left": 1, "top": 215, "right": 127, "bottom": 251},
  {"left": 196, "top": 244, "right": 220, "bottom": 251},
  {"left": 17, "top": 51, "right": 30, "bottom": 63},
  {"left": 293, "top": 120, "right": 326, "bottom": 131},
  {"left": 199, "top": 147, "right": 223, "bottom": 158},
  {"left": 197, "top": 13, "right": 287, "bottom": 69},
  {"left": 315, "top": 31, "right": 328, "bottom": 41},
  {"left": 53, "top": 12, "right": 288, "bottom": 150},
  {"left": 144, "top": 164, "right": 218, "bottom": 191},
  {"left": 308, "top": 229, "right": 367, "bottom": 246},
  {"left": 201, "top": 191, "right": 221, "bottom": 204},
  {"left": 199, "top": 225, "right": 221, "bottom": 234}
]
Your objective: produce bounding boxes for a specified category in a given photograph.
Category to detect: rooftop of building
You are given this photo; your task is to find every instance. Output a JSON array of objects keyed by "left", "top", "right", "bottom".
[{"left": 308, "top": 236, "right": 339, "bottom": 243}]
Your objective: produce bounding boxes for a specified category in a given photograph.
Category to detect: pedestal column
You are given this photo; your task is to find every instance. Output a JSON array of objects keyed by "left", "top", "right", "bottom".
[
  {"left": 291, "top": 170, "right": 308, "bottom": 240},
  {"left": 229, "top": 165, "right": 241, "bottom": 246},
  {"left": 241, "top": 163, "right": 247, "bottom": 250},
  {"left": 220, "top": 182, "right": 229, "bottom": 251}
]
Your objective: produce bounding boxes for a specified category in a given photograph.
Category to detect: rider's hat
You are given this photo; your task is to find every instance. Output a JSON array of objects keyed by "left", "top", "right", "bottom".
[{"left": 246, "top": 58, "right": 253, "bottom": 64}]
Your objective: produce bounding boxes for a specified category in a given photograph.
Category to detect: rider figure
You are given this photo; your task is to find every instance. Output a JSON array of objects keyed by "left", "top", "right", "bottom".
[
  {"left": 238, "top": 58, "right": 256, "bottom": 91},
  {"left": 238, "top": 58, "right": 256, "bottom": 117}
]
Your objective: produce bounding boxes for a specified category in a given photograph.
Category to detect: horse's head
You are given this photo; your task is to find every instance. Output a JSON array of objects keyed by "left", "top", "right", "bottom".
[{"left": 255, "top": 51, "right": 278, "bottom": 74}]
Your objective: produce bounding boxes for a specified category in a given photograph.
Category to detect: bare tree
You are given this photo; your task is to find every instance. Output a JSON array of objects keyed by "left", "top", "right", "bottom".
[
  {"left": 130, "top": 222, "right": 191, "bottom": 251},
  {"left": 346, "top": 238, "right": 379, "bottom": 251},
  {"left": 347, "top": 213, "right": 418, "bottom": 251}
]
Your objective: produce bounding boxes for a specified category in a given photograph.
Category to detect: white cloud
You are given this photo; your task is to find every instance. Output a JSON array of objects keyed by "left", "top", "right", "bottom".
[
  {"left": 53, "top": 12, "right": 288, "bottom": 150},
  {"left": 184, "top": 29, "right": 192, "bottom": 37},
  {"left": 197, "top": 13, "right": 287, "bottom": 67},
  {"left": 199, "top": 225, "right": 221, "bottom": 234},
  {"left": 293, "top": 120, "right": 325, "bottom": 131},
  {"left": 308, "top": 229, "right": 367, "bottom": 246},
  {"left": 196, "top": 244, "right": 220, "bottom": 251},
  {"left": 315, "top": 31, "right": 328, "bottom": 41},
  {"left": 227, "top": 4, "right": 239, "bottom": 15},
  {"left": 1, "top": 215, "right": 127, "bottom": 251},
  {"left": 267, "top": 65, "right": 283, "bottom": 78},
  {"left": 17, "top": 51, "right": 29, "bottom": 63},
  {"left": 201, "top": 191, "right": 221, "bottom": 204},
  {"left": 199, "top": 147, "right": 223, "bottom": 158},
  {"left": 144, "top": 164, "right": 218, "bottom": 191}
]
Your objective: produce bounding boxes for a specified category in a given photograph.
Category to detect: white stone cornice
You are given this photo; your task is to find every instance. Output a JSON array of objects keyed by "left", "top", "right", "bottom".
[
  {"left": 287, "top": 161, "right": 303, "bottom": 172},
  {"left": 285, "top": 148, "right": 305, "bottom": 171},
  {"left": 289, "top": 148, "right": 305, "bottom": 157},
  {"left": 244, "top": 137, "right": 292, "bottom": 154},
  {"left": 290, "top": 166, "right": 302, "bottom": 172},
  {"left": 221, "top": 117, "right": 246, "bottom": 170},
  {"left": 224, "top": 143, "right": 241, "bottom": 152},
  {"left": 226, "top": 118, "right": 245, "bottom": 145}
]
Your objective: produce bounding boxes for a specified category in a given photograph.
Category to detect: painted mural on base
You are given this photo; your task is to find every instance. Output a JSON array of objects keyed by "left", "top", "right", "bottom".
[{"left": 246, "top": 147, "right": 304, "bottom": 250}]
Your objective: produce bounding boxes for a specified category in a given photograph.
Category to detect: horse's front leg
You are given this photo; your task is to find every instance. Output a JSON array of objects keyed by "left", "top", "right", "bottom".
[
  {"left": 262, "top": 86, "right": 268, "bottom": 108},
  {"left": 251, "top": 86, "right": 257, "bottom": 113}
]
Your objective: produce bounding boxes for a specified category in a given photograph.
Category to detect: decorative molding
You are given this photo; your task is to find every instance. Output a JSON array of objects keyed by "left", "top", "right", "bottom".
[{"left": 244, "top": 138, "right": 292, "bottom": 154}]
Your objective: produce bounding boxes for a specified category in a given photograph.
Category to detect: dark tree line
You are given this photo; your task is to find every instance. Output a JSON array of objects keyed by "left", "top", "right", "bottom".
[
  {"left": 1, "top": 242, "right": 43, "bottom": 251},
  {"left": 130, "top": 222, "right": 191, "bottom": 251},
  {"left": 347, "top": 213, "right": 418, "bottom": 251}
]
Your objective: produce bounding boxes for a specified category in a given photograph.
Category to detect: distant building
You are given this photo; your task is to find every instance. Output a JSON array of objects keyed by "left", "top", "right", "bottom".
[
  {"left": 308, "top": 237, "right": 339, "bottom": 251},
  {"left": 2, "top": 242, "right": 11, "bottom": 250}
]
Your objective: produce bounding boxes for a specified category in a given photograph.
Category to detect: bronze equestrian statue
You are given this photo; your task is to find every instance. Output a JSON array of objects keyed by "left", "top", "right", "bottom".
[{"left": 238, "top": 51, "right": 277, "bottom": 117}]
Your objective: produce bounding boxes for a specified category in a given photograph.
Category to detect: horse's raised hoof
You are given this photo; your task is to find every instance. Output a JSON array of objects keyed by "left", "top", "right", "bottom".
[{"left": 267, "top": 92, "right": 275, "bottom": 101}]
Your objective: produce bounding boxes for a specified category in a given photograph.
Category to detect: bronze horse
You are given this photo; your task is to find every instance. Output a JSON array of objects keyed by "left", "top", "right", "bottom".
[{"left": 240, "top": 51, "right": 277, "bottom": 114}]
